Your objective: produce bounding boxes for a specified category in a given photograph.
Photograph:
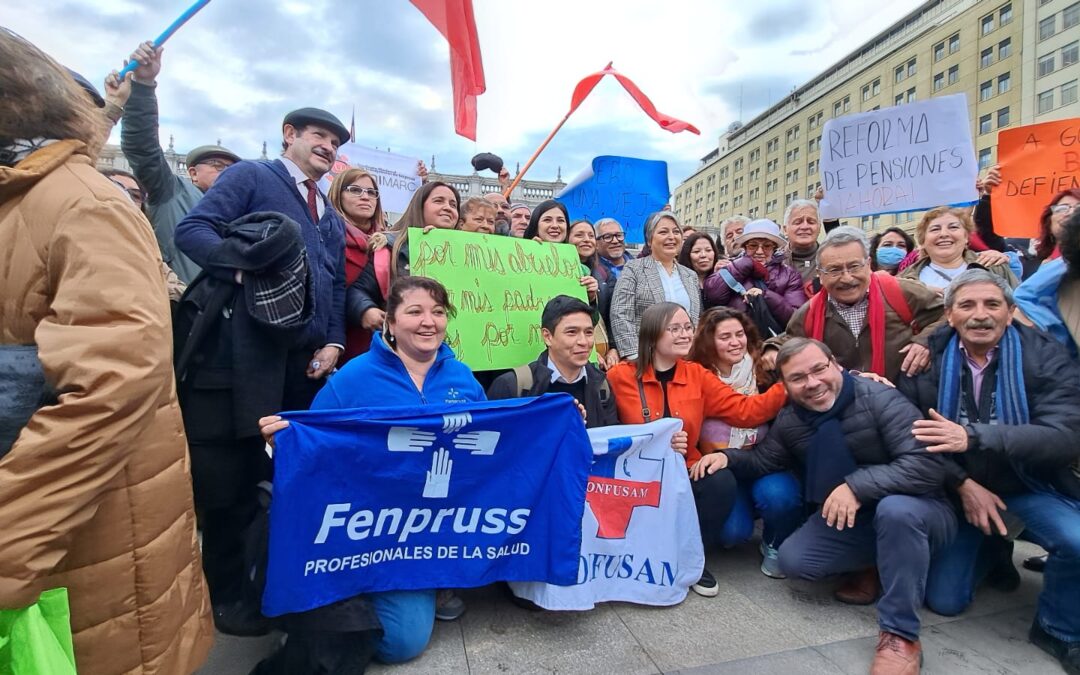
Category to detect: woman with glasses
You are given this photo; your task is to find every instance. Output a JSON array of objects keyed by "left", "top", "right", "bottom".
[
  {"left": 1033, "top": 189, "right": 1080, "bottom": 264},
  {"left": 610, "top": 211, "right": 701, "bottom": 360},
  {"left": 330, "top": 168, "right": 385, "bottom": 360},
  {"left": 704, "top": 219, "right": 805, "bottom": 337},
  {"left": 899, "top": 207, "right": 1018, "bottom": 293},
  {"left": 607, "top": 302, "right": 787, "bottom": 597}
]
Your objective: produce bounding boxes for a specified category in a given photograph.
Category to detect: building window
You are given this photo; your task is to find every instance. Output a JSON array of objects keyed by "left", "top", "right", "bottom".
[
  {"left": 978, "top": 148, "right": 993, "bottom": 170},
  {"left": 1038, "top": 89, "right": 1055, "bottom": 114},
  {"left": 1000, "top": 4, "right": 1012, "bottom": 25},
  {"left": 998, "top": 73, "right": 1011, "bottom": 94},
  {"left": 981, "top": 48, "right": 993, "bottom": 68},
  {"left": 843, "top": 96, "right": 851, "bottom": 113},
  {"left": 999, "top": 37, "right": 1012, "bottom": 59},
  {"left": 907, "top": 59, "right": 917, "bottom": 78},
  {"left": 1063, "top": 41, "right": 1079, "bottom": 67},
  {"left": 948, "top": 65, "right": 959, "bottom": 85},
  {"left": 979, "top": 114, "right": 992, "bottom": 135},
  {"left": 1063, "top": 80, "right": 1078, "bottom": 106},
  {"left": 767, "top": 138, "right": 779, "bottom": 153},
  {"left": 1065, "top": 2, "right": 1080, "bottom": 30},
  {"left": 862, "top": 84, "right": 871, "bottom": 101},
  {"left": 1039, "top": 16, "right": 1055, "bottom": 41},
  {"left": 873, "top": 79, "right": 880, "bottom": 96},
  {"left": 895, "top": 65, "right": 904, "bottom": 84},
  {"left": 933, "top": 73, "right": 944, "bottom": 91},
  {"left": 1039, "top": 53, "right": 1056, "bottom": 78},
  {"left": 807, "top": 159, "right": 817, "bottom": 174},
  {"left": 949, "top": 34, "right": 960, "bottom": 54},
  {"left": 906, "top": 88, "right": 916, "bottom": 104},
  {"left": 934, "top": 42, "right": 945, "bottom": 62},
  {"left": 980, "top": 80, "right": 993, "bottom": 101},
  {"left": 981, "top": 15, "right": 994, "bottom": 35},
  {"left": 895, "top": 93, "right": 904, "bottom": 106},
  {"left": 808, "top": 136, "right": 819, "bottom": 152},
  {"left": 997, "top": 106, "right": 1010, "bottom": 127}
]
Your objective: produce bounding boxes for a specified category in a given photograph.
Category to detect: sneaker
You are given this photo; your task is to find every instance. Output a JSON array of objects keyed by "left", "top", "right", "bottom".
[
  {"left": 1029, "top": 619, "right": 1080, "bottom": 675},
  {"left": 691, "top": 568, "right": 720, "bottom": 597},
  {"left": 435, "top": 590, "right": 466, "bottom": 621},
  {"left": 759, "top": 541, "right": 786, "bottom": 579}
]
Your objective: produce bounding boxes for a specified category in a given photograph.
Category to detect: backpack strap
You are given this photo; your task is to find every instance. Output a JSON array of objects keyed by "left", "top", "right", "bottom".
[
  {"left": 513, "top": 364, "right": 534, "bottom": 397},
  {"left": 875, "top": 271, "right": 919, "bottom": 334},
  {"left": 374, "top": 246, "right": 391, "bottom": 300}
]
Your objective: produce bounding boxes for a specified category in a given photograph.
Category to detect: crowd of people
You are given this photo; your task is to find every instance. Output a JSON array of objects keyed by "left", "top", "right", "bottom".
[{"left": 2, "top": 30, "right": 1080, "bottom": 675}]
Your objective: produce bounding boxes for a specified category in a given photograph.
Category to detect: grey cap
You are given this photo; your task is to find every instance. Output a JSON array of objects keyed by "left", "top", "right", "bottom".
[{"left": 186, "top": 144, "right": 241, "bottom": 167}]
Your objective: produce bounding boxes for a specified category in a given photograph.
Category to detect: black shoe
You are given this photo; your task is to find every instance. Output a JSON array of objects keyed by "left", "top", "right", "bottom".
[
  {"left": 1023, "top": 554, "right": 1048, "bottom": 573},
  {"left": 214, "top": 600, "right": 271, "bottom": 637},
  {"left": 1029, "top": 619, "right": 1080, "bottom": 675},
  {"left": 692, "top": 568, "right": 719, "bottom": 597},
  {"left": 985, "top": 557, "right": 1021, "bottom": 592}
]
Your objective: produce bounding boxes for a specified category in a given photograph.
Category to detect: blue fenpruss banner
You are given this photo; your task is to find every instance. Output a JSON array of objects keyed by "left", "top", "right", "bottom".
[{"left": 262, "top": 394, "right": 592, "bottom": 617}]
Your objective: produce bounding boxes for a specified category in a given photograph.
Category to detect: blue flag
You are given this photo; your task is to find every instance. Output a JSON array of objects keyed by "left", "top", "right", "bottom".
[
  {"left": 557, "top": 156, "right": 670, "bottom": 244},
  {"left": 262, "top": 394, "right": 592, "bottom": 617}
]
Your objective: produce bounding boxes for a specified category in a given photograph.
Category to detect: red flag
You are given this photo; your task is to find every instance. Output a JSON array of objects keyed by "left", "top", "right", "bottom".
[
  {"left": 570, "top": 62, "right": 699, "bottom": 134},
  {"left": 410, "top": 0, "right": 486, "bottom": 140}
]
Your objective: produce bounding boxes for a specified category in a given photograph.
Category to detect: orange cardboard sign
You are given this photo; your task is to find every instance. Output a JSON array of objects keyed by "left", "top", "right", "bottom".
[{"left": 992, "top": 118, "right": 1080, "bottom": 237}]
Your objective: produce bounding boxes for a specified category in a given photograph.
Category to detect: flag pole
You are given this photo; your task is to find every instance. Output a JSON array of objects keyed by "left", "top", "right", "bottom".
[
  {"left": 503, "top": 110, "right": 572, "bottom": 200},
  {"left": 117, "top": 0, "right": 213, "bottom": 79}
]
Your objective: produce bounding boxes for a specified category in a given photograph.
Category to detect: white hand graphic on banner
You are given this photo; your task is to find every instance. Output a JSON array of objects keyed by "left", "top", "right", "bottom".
[
  {"left": 442, "top": 412, "right": 472, "bottom": 434},
  {"left": 452, "top": 430, "right": 501, "bottom": 456},
  {"left": 423, "top": 448, "right": 453, "bottom": 498},
  {"left": 387, "top": 427, "right": 437, "bottom": 452}
]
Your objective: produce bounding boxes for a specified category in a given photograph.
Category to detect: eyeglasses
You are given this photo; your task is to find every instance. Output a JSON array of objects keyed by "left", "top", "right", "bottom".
[
  {"left": 196, "top": 158, "right": 233, "bottom": 171},
  {"left": 743, "top": 242, "right": 777, "bottom": 252},
  {"left": 784, "top": 361, "right": 832, "bottom": 386},
  {"left": 598, "top": 232, "right": 625, "bottom": 243},
  {"left": 344, "top": 185, "right": 379, "bottom": 199},
  {"left": 109, "top": 180, "right": 144, "bottom": 205},
  {"left": 817, "top": 260, "right": 868, "bottom": 278},
  {"left": 664, "top": 323, "right": 695, "bottom": 336},
  {"left": 1050, "top": 203, "right": 1078, "bottom": 215}
]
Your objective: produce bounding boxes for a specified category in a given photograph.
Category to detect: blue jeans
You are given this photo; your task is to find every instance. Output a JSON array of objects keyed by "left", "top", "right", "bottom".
[
  {"left": 369, "top": 590, "right": 436, "bottom": 663},
  {"left": 778, "top": 494, "right": 957, "bottom": 642},
  {"left": 926, "top": 491, "right": 1080, "bottom": 642},
  {"left": 718, "top": 472, "right": 805, "bottom": 549}
]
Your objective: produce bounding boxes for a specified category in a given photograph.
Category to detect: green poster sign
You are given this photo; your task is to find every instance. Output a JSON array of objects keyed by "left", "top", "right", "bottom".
[{"left": 409, "top": 228, "right": 589, "bottom": 370}]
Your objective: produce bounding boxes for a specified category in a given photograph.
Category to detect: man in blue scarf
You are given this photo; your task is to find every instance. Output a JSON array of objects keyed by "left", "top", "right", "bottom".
[
  {"left": 716, "top": 337, "right": 955, "bottom": 674},
  {"left": 899, "top": 269, "right": 1080, "bottom": 675}
]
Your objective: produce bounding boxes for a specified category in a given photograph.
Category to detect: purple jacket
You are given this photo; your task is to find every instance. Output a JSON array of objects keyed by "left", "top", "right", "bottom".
[{"left": 703, "top": 253, "right": 807, "bottom": 325}]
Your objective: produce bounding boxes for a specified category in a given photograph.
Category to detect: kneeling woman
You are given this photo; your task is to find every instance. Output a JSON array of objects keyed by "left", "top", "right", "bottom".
[
  {"left": 690, "top": 308, "right": 804, "bottom": 578},
  {"left": 606, "top": 303, "right": 787, "bottom": 597},
  {"left": 261, "top": 277, "right": 484, "bottom": 663}
]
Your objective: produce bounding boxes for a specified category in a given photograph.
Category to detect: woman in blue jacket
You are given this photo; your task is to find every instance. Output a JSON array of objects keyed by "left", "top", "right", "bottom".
[{"left": 260, "top": 275, "right": 484, "bottom": 663}]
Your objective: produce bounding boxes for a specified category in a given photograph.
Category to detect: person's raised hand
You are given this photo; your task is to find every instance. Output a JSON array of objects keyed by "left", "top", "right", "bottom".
[
  {"left": 981, "top": 165, "right": 1001, "bottom": 195},
  {"left": 498, "top": 166, "right": 511, "bottom": 188},
  {"left": 580, "top": 275, "right": 599, "bottom": 301},
  {"left": 104, "top": 70, "right": 133, "bottom": 108},
  {"left": 417, "top": 160, "right": 429, "bottom": 182},
  {"left": 128, "top": 41, "right": 163, "bottom": 84}
]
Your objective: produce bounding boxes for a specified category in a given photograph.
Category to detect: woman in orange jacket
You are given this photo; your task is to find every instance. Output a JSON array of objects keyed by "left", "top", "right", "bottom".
[{"left": 607, "top": 302, "right": 787, "bottom": 597}]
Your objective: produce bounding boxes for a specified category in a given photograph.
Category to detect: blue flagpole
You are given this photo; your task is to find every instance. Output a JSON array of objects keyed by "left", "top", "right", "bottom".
[{"left": 117, "top": 0, "right": 213, "bottom": 79}]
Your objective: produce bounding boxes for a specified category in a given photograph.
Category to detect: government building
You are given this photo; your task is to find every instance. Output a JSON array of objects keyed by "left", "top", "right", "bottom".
[{"left": 672, "top": 0, "right": 1079, "bottom": 234}]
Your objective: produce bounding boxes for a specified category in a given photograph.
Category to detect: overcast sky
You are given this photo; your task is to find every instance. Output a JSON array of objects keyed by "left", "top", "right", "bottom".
[{"left": 9, "top": 0, "right": 921, "bottom": 187}]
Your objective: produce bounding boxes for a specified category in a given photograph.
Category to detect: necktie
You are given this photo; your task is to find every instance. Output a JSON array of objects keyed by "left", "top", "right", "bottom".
[{"left": 303, "top": 179, "right": 319, "bottom": 224}]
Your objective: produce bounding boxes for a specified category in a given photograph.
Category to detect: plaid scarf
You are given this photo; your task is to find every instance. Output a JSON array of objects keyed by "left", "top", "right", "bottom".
[{"left": 247, "top": 248, "right": 309, "bottom": 328}]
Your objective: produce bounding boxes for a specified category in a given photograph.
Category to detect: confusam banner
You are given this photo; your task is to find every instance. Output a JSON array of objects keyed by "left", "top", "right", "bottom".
[
  {"left": 325, "top": 143, "right": 421, "bottom": 213},
  {"left": 991, "top": 118, "right": 1080, "bottom": 237},
  {"left": 557, "top": 156, "right": 670, "bottom": 244},
  {"left": 510, "top": 418, "right": 704, "bottom": 610},
  {"left": 819, "top": 94, "right": 978, "bottom": 219},
  {"left": 262, "top": 394, "right": 591, "bottom": 617},
  {"left": 409, "top": 228, "right": 589, "bottom": 371}
]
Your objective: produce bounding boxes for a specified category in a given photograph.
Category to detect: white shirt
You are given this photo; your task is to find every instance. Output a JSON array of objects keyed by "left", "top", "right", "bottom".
[
  {"left": 919, "top": 261, "right": 968, "bottom": 290},
  {"left": 657, "top": 261, "right": 693, "bottom": 311},
  {"left": 547, "top": 358, "right": 587, "bottom": 384},
  {"left": 279, "top": 156, "right": 327, "bottom": 220}
]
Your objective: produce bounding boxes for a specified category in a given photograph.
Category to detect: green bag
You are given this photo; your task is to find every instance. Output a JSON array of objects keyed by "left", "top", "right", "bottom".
[{"left": 0, "top": 588, "right": 77, "bottom": 674}]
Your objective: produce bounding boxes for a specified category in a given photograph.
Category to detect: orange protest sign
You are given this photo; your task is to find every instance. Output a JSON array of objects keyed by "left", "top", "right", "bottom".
[{"left": 992, "top": 118, "right": 1080, "bottom": 237}]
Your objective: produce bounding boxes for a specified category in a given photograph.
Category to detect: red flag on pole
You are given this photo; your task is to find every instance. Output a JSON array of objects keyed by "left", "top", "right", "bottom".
[
  {"left": 570, "top": 62, "right": 700, "bottom": 134},
  {"left": 409, "top": 0, "right": 486, "bottom": 140}
]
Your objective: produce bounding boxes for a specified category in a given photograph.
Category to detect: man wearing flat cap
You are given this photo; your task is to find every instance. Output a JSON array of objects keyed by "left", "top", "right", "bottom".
[
  {"left": 175, "top": 105, "right": 351, "bottom": 628},
  {"left": 120, "top": 40, "right": 240, "bottom": 283}
]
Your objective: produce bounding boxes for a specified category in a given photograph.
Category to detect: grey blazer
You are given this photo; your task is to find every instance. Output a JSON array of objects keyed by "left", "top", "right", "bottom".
[{"left": 610, "top": 256, "right": 702, "bottom": 359}]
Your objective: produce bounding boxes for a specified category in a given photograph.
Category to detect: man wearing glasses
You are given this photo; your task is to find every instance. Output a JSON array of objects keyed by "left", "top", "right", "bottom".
[
  {"left": 776, "top": 227, "right": 945, "bottom": 383},
  {"left": 120, "top": 40, "right": 240, "bottom": 283}
]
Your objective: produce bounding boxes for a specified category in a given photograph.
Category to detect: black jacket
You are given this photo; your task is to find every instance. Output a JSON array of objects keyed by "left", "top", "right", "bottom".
[
  {"left": 725, "top": 376, "right": 947, "bottom": 504},
  {"left": 486, "top": 351, "right": 619, "bottom": 429},
  {"left": 898, "top": 323, "right": 1080, "bottom": 500},
  {"left": 592, "top": 264, "right": 619, "bottom": 335}
]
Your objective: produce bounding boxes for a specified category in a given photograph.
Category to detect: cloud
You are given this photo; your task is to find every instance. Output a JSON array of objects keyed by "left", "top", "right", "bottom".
[{"left": 5, "top": 0, "right": 923, "bottom": 188}]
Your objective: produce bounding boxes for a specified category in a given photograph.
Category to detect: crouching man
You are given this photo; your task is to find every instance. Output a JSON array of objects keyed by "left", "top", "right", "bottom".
[{"left": 712, "top": 338, "right": 956, "bottom": 674}]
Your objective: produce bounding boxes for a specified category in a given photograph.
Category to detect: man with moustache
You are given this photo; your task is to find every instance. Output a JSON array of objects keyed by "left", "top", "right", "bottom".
[
  {"left": 777, "top": 227, "right": 945, "bottom": 383},
  {"left": 900, "top": 270, "right": 1080, "bottom": 675},
  {"left": 713, "top": 338, "right": 955, "bottom": 674},
  {"left": 484, "top": 190, "right": 512, "bottom": 235},
  {"left": 174, "top": 107, "right": 350, "bottom": 628},
  {"left": 509, "top": 202, "right": 531, "bottom": 237}
]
